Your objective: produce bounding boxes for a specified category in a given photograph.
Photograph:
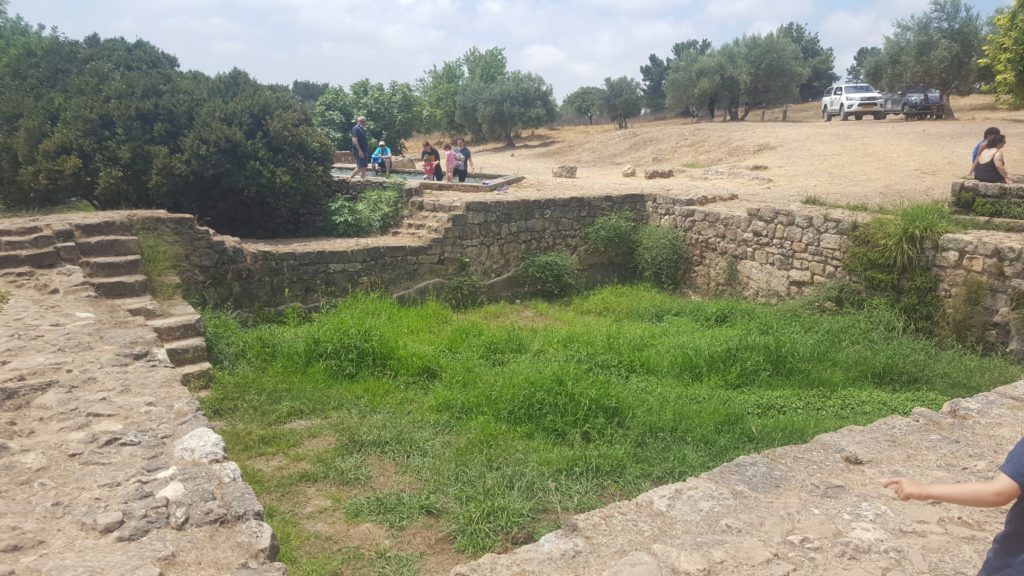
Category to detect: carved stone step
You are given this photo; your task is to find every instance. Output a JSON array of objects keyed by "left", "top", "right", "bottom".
[
  {"left": 81, "top": 255, "right": 144, "bottom": 278},
  {"left": 90, "top": 275, "right": 149, "bottom": 299},
  {"left": 164, "top": 337, "right": 209, "bottom": 367},
  {"left": 72, "top": 220, "right": 132, "bottom": 238},
  {"left": 0, "top": 224, "right": 44, "bottom": 238},
  {"left": 177, "top": 362, "right": 214, "bottom": 389},
  {"left": 0, "top": 233, "right": 57, "bottom": 253},
  {"left": 117, "top": 297, "right": 161, "bottom": 319},
  {"left": 0, "top": 248, "right": 60, "bottom": 270},
  {"left": 147, "top": 315, "right": 203, "bottom": 342},
  {"left": 76, "top": 236, "right": 140, "bottom": 258}
]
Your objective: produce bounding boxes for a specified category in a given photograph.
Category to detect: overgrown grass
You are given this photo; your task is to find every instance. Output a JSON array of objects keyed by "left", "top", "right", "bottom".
[
  {"left": 202, "top": 286, "right": 1020, "bottom": 574},
  {"left": 0, "top": 290, "right": 9, "bottom": 311},
  {"left": 134, "top": 225, "right": 188, "bottom": 301},
  {"left": 0, "top": 199, "right": 95, "bottom": 218}
]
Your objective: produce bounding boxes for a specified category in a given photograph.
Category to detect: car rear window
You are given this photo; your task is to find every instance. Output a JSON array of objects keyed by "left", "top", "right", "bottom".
[{"left": 845, "top": 85, "right": 875, "bottom": 93}]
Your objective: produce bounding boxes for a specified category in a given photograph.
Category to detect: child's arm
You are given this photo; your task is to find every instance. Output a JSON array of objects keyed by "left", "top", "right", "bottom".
[{"left": 884, "top": 473, "right": 1021, "bottom": 508}]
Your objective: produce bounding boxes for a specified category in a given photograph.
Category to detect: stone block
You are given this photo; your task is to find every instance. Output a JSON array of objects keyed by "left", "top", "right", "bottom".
[
  {"left": 644, "top": 168, "right": 674, "bottom": 180},
  {"left": 622, "top": 165, "right": 637, "bottom": 177}
]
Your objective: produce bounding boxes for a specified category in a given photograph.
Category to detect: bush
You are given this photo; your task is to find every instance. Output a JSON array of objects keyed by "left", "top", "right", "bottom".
[
  {"left": 327, "top": 185, "right": 402, "bottom": 236},
  {"left": 521, "top": 252, "right": 580, "bottom": 298},
  {"left": 584, "top": 212, "right": 638, "bottom": 257},
  {"left": 939, "top": 275, "right": 991, "bottom": 350},
  {"left": 634, "top": 225, "right": 692, "bottom": 290},
  {"left": 844, "top": 202, "right": 954, "bottom": 332}
]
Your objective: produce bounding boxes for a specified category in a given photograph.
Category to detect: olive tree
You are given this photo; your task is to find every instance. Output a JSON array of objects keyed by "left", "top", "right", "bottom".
[
  {"left": 864, "top": 0, "right": 984, "bottom": 118},
  {"left": 562, "top": 86, "right": 605, "bottom": 125},
  {"left": 601, "top": 76, "right": 643, "bottom": 129}
]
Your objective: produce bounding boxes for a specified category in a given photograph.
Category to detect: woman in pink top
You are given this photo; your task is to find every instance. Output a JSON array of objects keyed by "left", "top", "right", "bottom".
[{"left": 443, "top": 143, "right": 458, "bottom": 182}]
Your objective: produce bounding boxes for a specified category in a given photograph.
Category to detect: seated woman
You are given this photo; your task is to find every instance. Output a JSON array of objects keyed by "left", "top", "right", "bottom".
[
  {"left": 371, "top": 141, "right": 392, "bottom": 176},
  {"left": 972, "top": 134, "right": 1015, "bottom": 184}
]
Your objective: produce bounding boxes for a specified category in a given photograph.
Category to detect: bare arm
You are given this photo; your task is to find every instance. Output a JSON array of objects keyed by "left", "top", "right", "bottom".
[
  {"left": 995, "top": 151, "right": 1011, "bottom": 182},
  {"left": 884, "top": 473, "right": 1021, "bottom": 508}
]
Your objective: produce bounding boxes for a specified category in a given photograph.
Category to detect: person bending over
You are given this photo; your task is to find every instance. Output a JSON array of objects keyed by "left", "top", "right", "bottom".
[{"left": 885, "top": 437, "right": 1023, "bottom": 575}]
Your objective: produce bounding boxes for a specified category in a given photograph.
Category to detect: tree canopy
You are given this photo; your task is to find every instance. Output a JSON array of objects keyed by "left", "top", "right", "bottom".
[
  {"left": 313, "top": 79, "right": 421, "bottom": 153},
  {"left": 864, "top": 0, "right": 984, "bottom": 117},
  {"left": 776, "top": 22, "right": 839, "bottom": 101},
  {"left": 601, "top": 76, "right": 643, "bottom": 129},
  {"left": 982, "top": 0, "right": 1024, "bottom": 108},
  {"left": 846, "top": 46, "right": 882, "bottom": 83},
  {"left": 562, "top": 86, "right": 605, "bottom": 125}
]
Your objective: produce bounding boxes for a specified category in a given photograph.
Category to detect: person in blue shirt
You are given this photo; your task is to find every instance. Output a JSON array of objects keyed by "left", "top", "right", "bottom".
[
  {"left": 350, "top": 116, "right": 369, "bottom": 179},
  {"left": 973, "top": 127, "right": 1001, "bottom": 165},
  {"left": 886, "top": 437, "right": 1024, "bottom": 575},
  {"left": 371, "top": 141, "right": 392, "bottom": 176}
]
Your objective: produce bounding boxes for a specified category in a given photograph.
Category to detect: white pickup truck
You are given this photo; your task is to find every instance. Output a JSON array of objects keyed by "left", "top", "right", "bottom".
[{"left": 821, "top": 83, "right": 886, "bottom": 121}]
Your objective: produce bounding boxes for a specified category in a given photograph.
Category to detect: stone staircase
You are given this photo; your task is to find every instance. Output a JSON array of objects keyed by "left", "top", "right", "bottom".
[
  {"left": 392, "top": 196, "right": 465, "bottom": 240},
  {"left": 0, "top": 220, "right": 212, "bottom": 388}
]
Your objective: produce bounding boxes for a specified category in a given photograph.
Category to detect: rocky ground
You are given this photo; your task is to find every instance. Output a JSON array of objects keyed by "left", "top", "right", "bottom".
[
  {"left": 452, "top": 382, "right": 1024, "bottom": 576},
  {"left": 0, "top": 264, "right": 284, "bottom": 576}
]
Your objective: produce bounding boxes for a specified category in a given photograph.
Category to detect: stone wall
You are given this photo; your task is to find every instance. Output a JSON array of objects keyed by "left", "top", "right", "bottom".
[{"left": 25, "top": 195, "right": 1024, "bottom": 352}]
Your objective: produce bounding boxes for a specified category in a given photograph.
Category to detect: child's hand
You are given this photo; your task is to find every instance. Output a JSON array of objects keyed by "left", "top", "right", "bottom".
[{"left": 884, "top": 478, "right": 926, "bottom": 501}]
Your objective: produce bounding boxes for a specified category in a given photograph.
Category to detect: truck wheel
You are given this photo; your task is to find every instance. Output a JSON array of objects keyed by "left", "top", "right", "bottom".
[
  {"left": 840, "top": 107, "right": 849, "bottom": 121},
  {"left": 855, "top": 114, "right": 863, "bottom": 120},
  {"left": 874, "top": 113, "right": 884, "bottom": 120},
  {"left": 823, "top": 107, "right": 831, "bottom": 122}
]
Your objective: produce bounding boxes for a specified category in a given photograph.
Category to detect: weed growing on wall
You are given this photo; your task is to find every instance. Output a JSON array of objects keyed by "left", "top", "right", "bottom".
[
  {"left": 328, "top": 184, "right": 402, "bottom": 236},
  {"left": 441, "top": 257, "right": 484, "bottom": 309},
  {"left": 939, "top": 275, "right": 992, "bottom": 351},
  {"left": 635, "top": 225, "right": 692, "bottom": 290},
  {"left": 584, "top": 212, "right": 638, "bottom": 258},
  {"left": 521, "top": 252, "right": 580, "bottom": 298},
  {"left": 134, "top": 225, "right": 188, "bottom": 301}
]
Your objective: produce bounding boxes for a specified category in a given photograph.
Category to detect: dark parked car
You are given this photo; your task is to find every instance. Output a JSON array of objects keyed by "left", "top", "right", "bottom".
[{"left": 883, "top": 88, "right": 944, "bottom": 120}]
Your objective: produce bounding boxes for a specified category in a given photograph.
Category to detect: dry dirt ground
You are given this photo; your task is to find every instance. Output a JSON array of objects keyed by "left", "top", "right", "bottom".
[{"left": 446, "top": 95, "right": 1024, "bottom": 209}]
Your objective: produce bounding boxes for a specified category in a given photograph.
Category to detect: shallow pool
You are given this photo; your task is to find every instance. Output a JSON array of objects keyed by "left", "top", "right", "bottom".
[{"left": 331, "top": 168, "right": 493, "bottom": 185}]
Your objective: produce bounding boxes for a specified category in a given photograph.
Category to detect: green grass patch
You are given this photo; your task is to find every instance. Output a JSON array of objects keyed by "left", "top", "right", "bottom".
[
  {"left": 203, "top": 286, "right": 1020, "bottom": 573},
  {"left": 134, "top": 225, "right": 188, "bottom": 301},
  {"left": 328, "top": 185, "right": 402, "bottom": 236},
  {"left": 0, "top": 290, "right": 9, "bottom": 311}
]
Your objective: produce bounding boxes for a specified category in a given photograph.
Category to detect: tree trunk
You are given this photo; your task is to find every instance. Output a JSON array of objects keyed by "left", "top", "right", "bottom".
[
  {"left": 587, "top": 115, "right": 593, "bottom": 125},
  {"left": 504, "top": 129, "right": 515, "bottom": 148},
  {"left": 941, "top": 92, "right": 956, "bottom": 120}
]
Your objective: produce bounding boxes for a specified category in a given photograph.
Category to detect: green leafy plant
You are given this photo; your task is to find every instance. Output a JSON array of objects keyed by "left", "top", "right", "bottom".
[
  {"left": 635, "top": 225, "right": 692, "bottom": 290},
  {"left": 441, "top": 257, "right": 484, "bottom": 309},
  {"left": 939, "top": 275, "right": 991, "bottom": 351},
  {"left": 584, "top": 212, "right": 639, "bottom": 257},
  {"left": 328, "top": 185, "right": 402, "bottom": 236},
  {"left": 521, "top": 252, "right": 580, "bottom": 298},
  {"left": 0, "top": 290, "right": 10, "bottom": 310}
]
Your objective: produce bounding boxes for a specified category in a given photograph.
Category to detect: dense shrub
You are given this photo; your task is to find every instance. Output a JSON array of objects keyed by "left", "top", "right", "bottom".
[
  {"left": 0, "top": 12, "right": 333, "bottom": 238},
  {"left": 635, "top": 225, "right": 692, "bottom": 289},
  {"left": 326, "top": 185, "right": 402, "bottom": 237},
  {"left": 521, "top": 252, "right": 580, "bottom": 298},
  {"left": 584, "top": 212, "right": 638, "bottom": 257}
]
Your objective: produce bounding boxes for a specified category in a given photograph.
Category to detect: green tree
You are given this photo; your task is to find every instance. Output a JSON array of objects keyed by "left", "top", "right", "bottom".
[
  {"left": 347, "top": 79, "right": 421, "bottom": 153},
  {"left": 601, "top": 76, "right": 643, "bottom": 129},
  {"left": 776, "top": 22, "right": 839, "bottom": 101},
  {"left": 469, "top": 71, "right": 556, "bottom": 147},
  {"left": 562, "top": 86, "right": 605, "bottom": 124},
  {"left": 640, "top": 54, "right": 669, "bottom": 112},
  {"left": 463, "top": 46, "right": 507, "bottom": 83},
  {"left": 312, "top": 85, "right": 354, "bottom": 149},
  {"left": 864, "top": 0, "right": 984, "bottom": 118},
  {"left": 417, "top": 58, "right": 465, "bottom": 134},
  {"left": 846, "top": 46, "right": 882, "bottom": 82},
  {"left": 670, "top": 38, "right": 713, "bottom": 59},
  {"left": 290, "top": 80, "right": 329, "bottom": 106},
  {"left": 982, "top": 0, "right": 1024, "bottom": 108}
]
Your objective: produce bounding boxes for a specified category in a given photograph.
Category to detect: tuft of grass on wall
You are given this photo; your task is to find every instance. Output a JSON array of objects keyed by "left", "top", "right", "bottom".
[
  {"left": 134, "top": 225, "right": 188, "bottom": 301},
  {"left": 328, "top": 184, "right": 402, "bottom": 237}
]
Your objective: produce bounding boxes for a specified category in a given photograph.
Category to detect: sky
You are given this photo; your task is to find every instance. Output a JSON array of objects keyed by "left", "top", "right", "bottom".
[{"left": 9, "top": 0, "right": 1012, "bottom": 100}]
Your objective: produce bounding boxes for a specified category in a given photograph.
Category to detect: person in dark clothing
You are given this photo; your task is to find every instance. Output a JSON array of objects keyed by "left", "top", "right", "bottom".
[
  {"left": 886, "top": 437, "right": 1024, "bottom": 575},
  {"left": 420, "top": 141, "right": 443, "bottom": 181},
  {"left": 452, "top": 138, "right": 475, "bottom": 183},
  {"left": 707, "top": 96, "right": 716, "bottom": 121},
  {"left": 350, "top": 116, "right": 369, "bottom": 179},
  {"left": 972, "top": 134, "right": 1014, "bottom": 184}
]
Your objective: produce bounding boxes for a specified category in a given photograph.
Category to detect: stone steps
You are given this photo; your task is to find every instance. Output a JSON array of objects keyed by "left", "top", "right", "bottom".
[
  {"left": 72, "top": 220, "right": 132, "bottom": 238},
  {"left": 177, "top": 362, "right": 214, "bottom": 389},
  {"left": 147, "top": 315, "right": 204, "bottom": 342},
  {"left": 89, "top": 274, "right": 149, "bottom": 299},
  {"left": 0, "top": 233, "right": 58, "bottom": 252},
  {"left": 76, "top": 235, "right": 141, "bottom": 258},
  {"left": 80, "top": 255, "right": 145, "bottom": 278},
  {"left": 0, "top": 248, "right": 60, "bottom": 270},
  {"left": 116, "top": 296, "right": 162, "bottom": 319},
  {"left": 164, "top": 337, "right": 209, "bottom": 367},
  {"left": 0, "top": 223, "right": 44, "bottom": 237}
]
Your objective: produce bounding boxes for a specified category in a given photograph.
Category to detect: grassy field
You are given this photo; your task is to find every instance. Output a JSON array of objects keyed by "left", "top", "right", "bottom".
[{"left": 202, "top": 286, "right": 1021, "bottom": 575}]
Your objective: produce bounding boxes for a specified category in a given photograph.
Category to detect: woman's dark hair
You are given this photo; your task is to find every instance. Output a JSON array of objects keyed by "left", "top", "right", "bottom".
[
  {"left": 984, "top": 127, "right": 1001, "bottom": 139},
  {"left": 988, "top": 134, "right": 1007, "bottom": 149},
  {"left": 422, "top": 140, "right": 432, "bottom": 148}
]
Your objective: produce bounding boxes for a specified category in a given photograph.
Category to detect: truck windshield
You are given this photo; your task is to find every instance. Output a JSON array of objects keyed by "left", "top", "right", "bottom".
[{"left": 845, "top": 85, "right": 875, "bottom": 93}]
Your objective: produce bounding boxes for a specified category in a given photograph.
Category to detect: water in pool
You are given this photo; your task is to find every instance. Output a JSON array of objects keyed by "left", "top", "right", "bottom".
[{"left": 331, "top": 168, "right": 492, "bottom": 184}]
